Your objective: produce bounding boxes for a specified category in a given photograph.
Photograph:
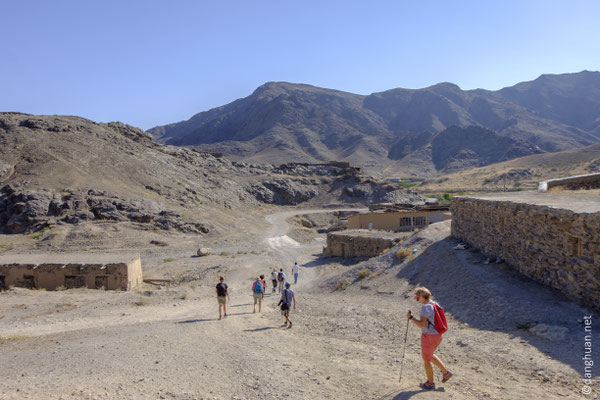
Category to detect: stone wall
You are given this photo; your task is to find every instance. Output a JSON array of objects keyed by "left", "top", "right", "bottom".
[
  {"left": 322, "top": 230, "right": 402, "bottom": 258},
  {"left": 451, "top": 197, "right": 600, "bottom": 308},
  {"left": 539, "top": 173, "right": 600, "bottom": 192}
]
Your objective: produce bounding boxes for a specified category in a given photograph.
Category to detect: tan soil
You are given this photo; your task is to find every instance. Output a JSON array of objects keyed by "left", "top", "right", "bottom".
[{"left": 0, "top": 211, "right": 597, "bottom": 400}]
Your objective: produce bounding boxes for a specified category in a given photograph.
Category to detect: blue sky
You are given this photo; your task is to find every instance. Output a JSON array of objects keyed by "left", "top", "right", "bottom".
[{"left": 1, "top": 1, "right": 599, "bottom": 130}]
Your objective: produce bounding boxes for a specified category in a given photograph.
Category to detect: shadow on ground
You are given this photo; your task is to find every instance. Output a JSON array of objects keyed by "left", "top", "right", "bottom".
[
  {"left": 243, "top": 326, "right": 276, "bottom": 332},
  {"left": 302, "top": 256, "right": 367, "bottom": 268},
  {"left": 395, "top": 236, "right": 598, "bottom": 374}
]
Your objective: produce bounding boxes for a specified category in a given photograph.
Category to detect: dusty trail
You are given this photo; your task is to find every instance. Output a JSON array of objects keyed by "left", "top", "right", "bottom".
[{"left": 0, "top": 210, "right": 595, "bottom": 399}]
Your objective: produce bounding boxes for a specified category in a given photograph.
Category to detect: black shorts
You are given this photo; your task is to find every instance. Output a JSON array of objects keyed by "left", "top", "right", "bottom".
[{"left": 281, "top": 303, "right": 290, "bottom": 315}]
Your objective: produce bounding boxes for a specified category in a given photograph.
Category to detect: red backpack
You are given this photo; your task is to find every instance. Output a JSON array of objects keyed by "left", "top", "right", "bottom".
[{"left": 431, "top": 303, "right": 448, "bottom": 334}]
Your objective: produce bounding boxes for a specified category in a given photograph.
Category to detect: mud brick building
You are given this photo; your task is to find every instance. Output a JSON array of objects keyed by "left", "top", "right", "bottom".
[{"left": 0, "top": 253, "right": 143, "bottom": 291}]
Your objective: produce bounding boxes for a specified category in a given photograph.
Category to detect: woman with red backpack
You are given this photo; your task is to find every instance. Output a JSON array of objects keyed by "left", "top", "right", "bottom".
[{"left": 407, "top": 286, "right": 453, "bottom": 390}]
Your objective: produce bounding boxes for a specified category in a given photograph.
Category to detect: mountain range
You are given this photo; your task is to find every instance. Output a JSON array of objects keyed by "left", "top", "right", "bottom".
[{"left": 148, "top": 71, "right": 600, "bottom": 178}]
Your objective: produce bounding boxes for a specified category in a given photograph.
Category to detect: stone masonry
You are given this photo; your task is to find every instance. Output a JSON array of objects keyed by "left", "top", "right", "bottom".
[
  {"left": 323, "top": 229, "right": 407, "bottom": 258},
  {"left": 451, "top": 192, "right": 600, "bottom": 308}
]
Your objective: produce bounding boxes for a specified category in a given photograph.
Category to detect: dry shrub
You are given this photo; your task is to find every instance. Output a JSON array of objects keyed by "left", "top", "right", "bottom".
[
  {"left": 396, "top": 248, "right": 412, "bottom": 260},
  {"left": 357, "top": 268, "right": 370, "bottom": 280},
  {"left": 336, "top": 278, "right": 349, "bottom": 290}
]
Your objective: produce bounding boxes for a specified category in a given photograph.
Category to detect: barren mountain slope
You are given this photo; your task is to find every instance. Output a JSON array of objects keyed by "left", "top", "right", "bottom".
[
  {"left": 0, "top": 113, "right": 423, "bottom": 236},
  {"left": 148, "top": 72, "right": 600, "bottom": 177},
  {"left": 418, "top": 142, "right": 600, "bottom": 192}
]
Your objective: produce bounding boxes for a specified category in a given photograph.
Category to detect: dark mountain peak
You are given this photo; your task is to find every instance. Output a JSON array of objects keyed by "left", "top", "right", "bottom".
[
  {"left": 508, "top": 70, "right": 600, "bottom": 92},
  {"left": 425, "top": 82, "right": 462, "bottom": 92},
  {"left": 148, "top": 71, "right": 600, "bottom": 177},
  {"left": 252, "top": 81, "right": 356, "bottom": 99}
]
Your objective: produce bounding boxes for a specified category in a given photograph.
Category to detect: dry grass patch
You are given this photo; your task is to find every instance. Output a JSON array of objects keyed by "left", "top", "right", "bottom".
[
  {"left": 396, "top": 248, "right": 412, "bottom": 260},
  {"left": 0, "top": 334, "right": 30, "bottom": 344},
  {"left": 357, "top": 268, "right": 370, "bottom": 280},
  {"left": 336, "top": 278, "right": 349, "bottom": 290}
]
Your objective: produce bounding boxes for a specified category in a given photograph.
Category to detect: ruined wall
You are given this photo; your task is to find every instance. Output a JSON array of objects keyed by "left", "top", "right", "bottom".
[
  {"left": 0, "top": 256, "right": 141, "bottom": 291},
  {"left": 451, "top": 197, "right": 600, "bottom": 308},
  {"left": 126, "top": 257, "right": 143, "bottom": 290},
  {"left": 323, "top": 232, "right": 399, "bottom": 258}
]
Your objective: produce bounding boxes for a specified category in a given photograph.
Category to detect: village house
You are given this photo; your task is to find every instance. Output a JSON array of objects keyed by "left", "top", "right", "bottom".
[
  {"left": 348, "top": 204, "right": 451, "bottom": 232},
  {"left": 0, "top": 253, "right": 143, "bottom": 291}
]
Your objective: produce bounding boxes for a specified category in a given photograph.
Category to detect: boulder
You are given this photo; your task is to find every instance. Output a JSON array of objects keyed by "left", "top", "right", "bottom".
[
  {"left": 197, "top": 248, "right": 211, "bottom": 257},
  {"left": 529, "top": 324, "right": 569, "bottom": 341}
]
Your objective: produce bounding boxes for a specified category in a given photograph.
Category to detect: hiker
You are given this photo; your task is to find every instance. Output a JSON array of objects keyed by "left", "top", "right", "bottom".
[
  {"left": 407, "top": 287, "right": 453, "bottom": 390},
  {"left": 277, "top": 268, "right": 286, "bottom": 293},
  {"left": 271, "top": 269, "right": 278, "bottom": 293},
  {"left": 279, "top": 281, "right": 296, "bottom": 328},
  {"left": 252, "top": 277, "right": 263, "bottom": 313},
  {"left": 216, "top": 276, "right": 230, "bottom": 320},
  {"left": 291, "top": 261, "right": 299, "bottom": 284},
  {"left": 259, "top": 274, "right": 266, "bottom": 298}
]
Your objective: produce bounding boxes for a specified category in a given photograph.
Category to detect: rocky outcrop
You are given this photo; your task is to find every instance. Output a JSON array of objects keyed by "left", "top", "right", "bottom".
[
  {"left": 247, "top": 179, "right": 320, "bottom": 205},
  {"left": 431, "top": 126, "right": 544, "bottom": 173},
  {"left": 0, "top": 185, "right": 210, "bottom": 234}
]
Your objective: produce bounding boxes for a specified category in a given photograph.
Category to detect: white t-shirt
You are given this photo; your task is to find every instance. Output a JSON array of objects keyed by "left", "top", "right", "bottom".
[
  {"left": 420, "top": 302, "right": 439, "bottom": 335},
  {"left": 292, "top": 264, "right": 299, "bottom": 274}
]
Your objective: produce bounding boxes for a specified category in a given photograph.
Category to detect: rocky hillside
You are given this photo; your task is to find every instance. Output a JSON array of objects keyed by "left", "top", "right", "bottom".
[
  {"left": 417, "top": 142, "right": 600, "bottom": 192},
  {"left": 148, "top": 71, "right": 600, "bottom": 177},
  {"left": 0, "top": 113, "right": 423, "bottom": 234}
]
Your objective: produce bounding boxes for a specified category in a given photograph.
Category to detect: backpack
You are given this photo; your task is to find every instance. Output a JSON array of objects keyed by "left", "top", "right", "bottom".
[
  {"left": 431, "top": 303, "right": 448, "bottom": 334},
  {"left": 216, "top": 282, "right": 227, "bottom": 297},
  {"left": 277, "top": 272, "right": 285, "bottom": 281},
  {"left": 253, "top": 281, "right": 263, "bottom": 294},
  {"left": 281, "top": 288, "right": 293, "bottom": 306}
]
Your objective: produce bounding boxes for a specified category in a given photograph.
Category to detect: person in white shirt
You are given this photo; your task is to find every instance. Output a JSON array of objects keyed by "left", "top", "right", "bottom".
[{"left": 291, "top": 262, "right": 299, "bottom": 284}]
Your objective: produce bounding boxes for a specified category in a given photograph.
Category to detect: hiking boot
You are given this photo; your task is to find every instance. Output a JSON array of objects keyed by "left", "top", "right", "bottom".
[
  {"left": 419, "top": 381, "right": 435, "bottom": 390},
  {"left": 288, "top": 321, "right": 293, "bottom": 328},
  {"left": 442, "top": 370, "right": 453, "bottom": 383},
  {"left": 218, "top": 315, "right": 222, "bottom": 320}
]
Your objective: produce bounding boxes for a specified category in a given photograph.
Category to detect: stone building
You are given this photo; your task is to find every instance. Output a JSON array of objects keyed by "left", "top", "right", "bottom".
[
  {"left": 451, "top": 191, "right": 600, "bottom": 308},
  {"left": 0, "top": 253, "right": 143, "bottom": 291},
  {"left": 348, "top": 205, "right": 450, "bottom": 232},
  {"left": 322, "top": 229, "right": 407, "bottom": 258}
]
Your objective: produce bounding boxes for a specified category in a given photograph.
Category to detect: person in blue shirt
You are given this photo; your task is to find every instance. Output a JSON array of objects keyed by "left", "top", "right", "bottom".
[{"left": 279, "top": 281, "right": 296, "bottom": 328}]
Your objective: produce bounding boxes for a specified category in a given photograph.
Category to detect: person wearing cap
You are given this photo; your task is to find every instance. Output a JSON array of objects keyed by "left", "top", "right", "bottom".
[
  {"left": 279, "top": 281, "right": 296, "bottom": 328},
  {"left": 407, "top": 286, "right": 453, "bottom": 390}
]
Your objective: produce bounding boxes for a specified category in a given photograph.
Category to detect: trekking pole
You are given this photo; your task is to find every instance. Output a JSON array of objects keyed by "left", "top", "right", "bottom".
[{"left": 398, "top": 311, "right": 410, "bottom": 384}]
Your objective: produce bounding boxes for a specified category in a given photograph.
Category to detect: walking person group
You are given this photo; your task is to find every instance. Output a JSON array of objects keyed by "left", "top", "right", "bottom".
[{"left": 215, "top": 262, "right": 300, "bottom": 327}]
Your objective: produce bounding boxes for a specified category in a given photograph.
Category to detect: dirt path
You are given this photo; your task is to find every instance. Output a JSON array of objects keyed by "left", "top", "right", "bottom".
[{"left": 0, "top": 212, "right": 597, "bottom": 399}]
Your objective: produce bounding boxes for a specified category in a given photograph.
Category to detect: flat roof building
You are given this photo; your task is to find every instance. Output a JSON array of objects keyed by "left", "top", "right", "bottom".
[{"left": 0, "top": 253, "right": 143, "bottom": 291}]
